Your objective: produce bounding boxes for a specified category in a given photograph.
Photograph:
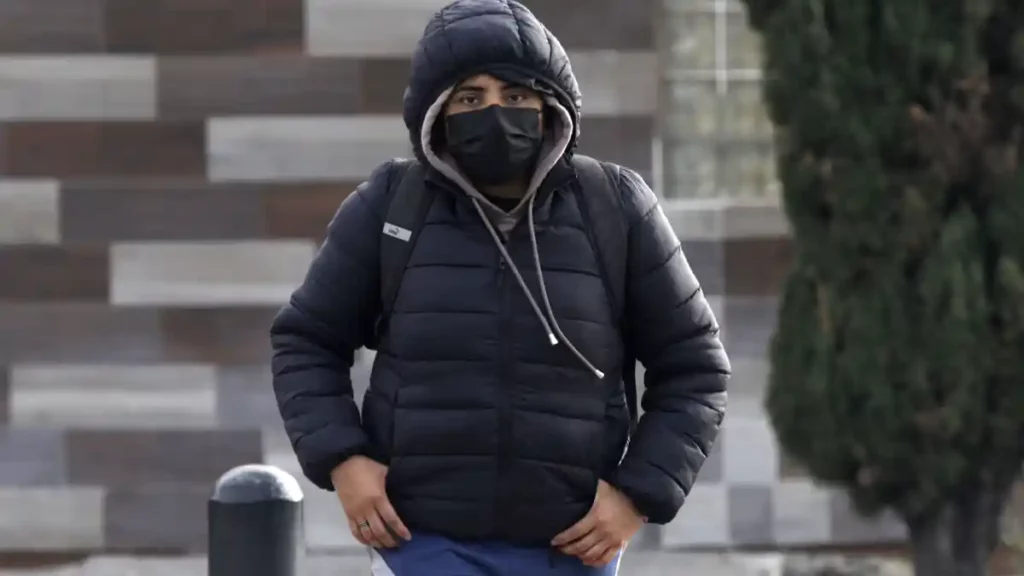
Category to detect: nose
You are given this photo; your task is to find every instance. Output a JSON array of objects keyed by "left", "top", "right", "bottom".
[{"left": 481, "top": 90, "right": 504, "bottom": 108}]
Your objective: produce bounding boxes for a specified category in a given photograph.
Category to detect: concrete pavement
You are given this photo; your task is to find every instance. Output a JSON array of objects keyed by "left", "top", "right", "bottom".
[{"left": 0, "top": 551, "right": 784, "bottom": 576}]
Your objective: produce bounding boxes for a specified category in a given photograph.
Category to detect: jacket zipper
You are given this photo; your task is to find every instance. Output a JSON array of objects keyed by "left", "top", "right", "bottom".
[{"left": 495, "top": 244, "right": 512, "bottom": 536}]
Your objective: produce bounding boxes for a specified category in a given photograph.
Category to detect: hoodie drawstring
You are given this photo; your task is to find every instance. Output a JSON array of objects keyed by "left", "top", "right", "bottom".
[{"left": 469, "top": 196, "right": 605, "bottom": 380}]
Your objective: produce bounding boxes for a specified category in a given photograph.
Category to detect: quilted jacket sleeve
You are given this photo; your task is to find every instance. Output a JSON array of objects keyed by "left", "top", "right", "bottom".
[
  {"left": 607, "top": 168, "right": 730, "bottom": 524},
  {"left": 269, "top": 161, "right": 395, "bottom": 491}
]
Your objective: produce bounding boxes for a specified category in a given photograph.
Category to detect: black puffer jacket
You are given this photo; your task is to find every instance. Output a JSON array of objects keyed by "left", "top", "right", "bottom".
[{"left": 271, "top": 0, "right": 729, "bottom": 545}]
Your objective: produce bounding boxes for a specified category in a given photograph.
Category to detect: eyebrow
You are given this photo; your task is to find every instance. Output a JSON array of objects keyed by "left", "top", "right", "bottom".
[{"left": 454, "top": 81, "right": 521, "bottom": 93}]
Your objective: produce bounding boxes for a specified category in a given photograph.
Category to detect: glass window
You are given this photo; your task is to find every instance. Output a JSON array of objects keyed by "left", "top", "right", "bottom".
[
  {"left": 665, "top": 8, "right": 717, "bottom": 71},
  {"left": 659, "top": 0, "right": 778, "bottom": 200},
  {"left": 662, "top": 140, "right": 718, "bottom": 199}
]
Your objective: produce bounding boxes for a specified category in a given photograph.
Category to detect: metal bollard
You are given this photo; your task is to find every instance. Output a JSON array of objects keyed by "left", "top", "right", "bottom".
[{"left": 209, "top": 464, "right": 304, "bottom": 576}]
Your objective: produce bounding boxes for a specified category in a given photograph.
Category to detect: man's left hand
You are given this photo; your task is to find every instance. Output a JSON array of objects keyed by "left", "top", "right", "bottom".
[{"left": 551, "top": 480, "right": 646, "bottom": 566}]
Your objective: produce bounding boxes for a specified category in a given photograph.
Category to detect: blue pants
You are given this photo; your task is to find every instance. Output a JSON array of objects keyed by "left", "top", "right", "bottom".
[{"left": 370, "top": 532, "right": 621, "bottom": 575}]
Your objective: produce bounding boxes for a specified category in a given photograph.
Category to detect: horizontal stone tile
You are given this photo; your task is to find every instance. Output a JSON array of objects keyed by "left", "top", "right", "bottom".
[
  {"left": 678, "top": 239, "right": 724, "bottom": 296},
  {"left": 576, "top": 117, "right": 654, "bottom": 182},
  {"left": 216, "top": 365, "right": 278, "bottom": 429},
  {"left": 724, "top": 236, "right": 794, "bottom": 296},
  {"left": 829, "top": 491, "right": 907, "bottom": 544},
  {"left": 772, "top": 480, "right": 831, "bottom": 545},
  {"left": 80, "top": 555, "right": 207, "bottom": 575},
  {"left": 523, "top": 0, "right": 655, "bottom": 49},
  {"left": 568, "top": 51, "right": 657, "bottom": 116},
  {"left": 695, "top": 429, "right": 723, "bottom": 483},
  {"left": 722, "top": 202, "right": 789, "bottom": 239},
  {"left": 705, "top": 294, "right": 725, "bottom": 331},
  {"left": 358, "top": 58, "right": 411, "bottom": 114},
  {"left": 665, "top": 203, "right": 718, "bottom": 241},
  {"left": 158, "top": 56, "right": 361, "bottom": 118},
  {"left": 721, "top": 417, "right": 778, "bottom": 484},
  {"left": 160, "top": 307, "right": 278, "bottom": 364},
  {"left": 0, "top": 56, "right": 155, "bottom": 120},
  {"left": 0, "top": 126, "right": 7, "bottom": 174},
  {"left": 67, "top": 429, "right": 262, "bottom": 486},
  {"left": 0, "top": 179, "right": 59, "bottom": 244},
  {"left": 0, "top": 246, "right": 108, "bottom": 301},
  {"left": 0, "top": 304, "right": 162, "bottom": 363},
  {"left": 104, "top": 0, "right": 304, "bottom": 54},
  {"left": 661, "top": 483, "right": 730, "bottom": 547},
  {"left": 725, "top": 356, "right": 769, "bottom": 418},
  {"left": 729, "top": 485, "right": 774, "bottom": 546},
  {"left": 2, "top": 122, "right": 206, "bottom": 178},
  {"left": 61, "top": 179, "right": 266, "bottom": 242},
  {"left": 0, "top": 486, "right": 105, "bottom": 550},
  {"left": 306, "top": 0, "right": 446, "bottom": 56},
  {"left": 0, "top": 0, "right": 105, "bottom": 53},
  {"left": 207, "top": 116, "right": 410, "bottom": 182},
  {"left": 0, "top": 428, "right": 66, "bottom": 485},
  {"left": 62, "top": 180, "right": 352, "bottom": 242},
  {"left": 264, "top": 183, "right": 353, "bottom": 240},
  {"left": 104, "top": 484, "right": 209, "bottom": 552},
  {"left": 308, "top": 0, "right": 656, "bottom": 53},
  {"left": 721, "top": 296, "right": 777, "bottom": 358},
  {"left": 0, "top": 366, "right": 7, "bottom": 423},
  {"left": 260, "top": 423, "right": 293, "bottom": 458},
  {"left": 664, "top": 198, "right": 789, "bottom": 241},
  {"left": 8, "top": 364, "right": 217, "bottom": 429},
  {"left": 263, "top": 442, "right": 362, "bottom": 551},
  {"left": 111, "top": 241, "right": 315, "bottom": 306}
]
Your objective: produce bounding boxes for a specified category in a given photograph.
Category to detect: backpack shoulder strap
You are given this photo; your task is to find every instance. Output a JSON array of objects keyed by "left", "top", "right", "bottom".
[
  {"left": 570, "top": 156, "right": 627, "bottom": 314},
  {"left": 375, "top": 159, "right": 432, "bottom": 347},
  {"left": 569, "top": 155, "right": 639, "bottom": 431}
]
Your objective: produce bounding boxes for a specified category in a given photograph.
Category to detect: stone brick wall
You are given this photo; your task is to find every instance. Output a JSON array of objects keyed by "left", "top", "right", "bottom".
[{"left": 0, "top": 0, "right": 907, "bottom": 558}]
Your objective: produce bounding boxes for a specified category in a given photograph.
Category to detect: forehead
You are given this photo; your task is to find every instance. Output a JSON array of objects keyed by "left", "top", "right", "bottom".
[{"left": 455, "top": 74, "right": 525, "bottom": 91}]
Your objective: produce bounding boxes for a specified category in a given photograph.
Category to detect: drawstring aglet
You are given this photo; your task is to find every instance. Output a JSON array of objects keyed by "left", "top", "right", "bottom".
[
  {"left": 593, "top": 369, "right": 605, "bottom": 379},
  {"left": 548, "top": 333, "right": 558, "bottom": 345}
]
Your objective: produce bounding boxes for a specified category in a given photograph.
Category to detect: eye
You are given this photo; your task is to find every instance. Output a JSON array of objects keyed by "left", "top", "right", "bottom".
[
  {"left": 506, "top": 93, "right": 527, "bottom": 104},
  {"left": 458, "top": 94, "right": 479, "bottom": 106}
]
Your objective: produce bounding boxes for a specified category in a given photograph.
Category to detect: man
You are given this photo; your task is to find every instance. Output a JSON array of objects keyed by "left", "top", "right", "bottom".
[{"left": 270, "top": 1, "right": 729, "bottom": 574}]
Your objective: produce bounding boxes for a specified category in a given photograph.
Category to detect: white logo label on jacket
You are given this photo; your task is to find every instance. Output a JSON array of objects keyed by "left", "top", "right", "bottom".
[{"left": 383, "top": 223, "right": 412, "bottom": 241}]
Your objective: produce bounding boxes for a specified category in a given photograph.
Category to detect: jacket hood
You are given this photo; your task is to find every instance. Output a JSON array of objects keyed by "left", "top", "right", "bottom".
[{"left": 402, "top": 0, "right": 583, "bottom": 163}]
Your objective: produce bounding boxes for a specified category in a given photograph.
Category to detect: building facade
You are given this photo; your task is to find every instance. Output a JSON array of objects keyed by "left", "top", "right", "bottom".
[{"left": 0, "top": 0, "right": 904, "bottom": 556}]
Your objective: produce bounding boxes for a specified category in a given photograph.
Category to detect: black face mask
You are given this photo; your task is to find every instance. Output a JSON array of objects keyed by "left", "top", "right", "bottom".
[{"left": 444, "top": 105, "right": 543, "bottom": 186}]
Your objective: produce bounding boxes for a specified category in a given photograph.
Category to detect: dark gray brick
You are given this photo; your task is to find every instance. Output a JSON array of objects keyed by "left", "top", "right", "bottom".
[
  {"left": 0, "top": 427, "right": 66, "bottom": 485},
  {"left": 0, "top": 0, "right": 104, "bottom": 52},
  {"left": 0, "top": 366, "right": 8, "bottom": 424},
  {"left": 0, "top": 304, "right": 162, "bottom": 363},
  {"left": 105, "top": 484, "right": 209, "bottom": 552},
  {"left": 67, "top": 429, "right": 262, "bottom": 486}
]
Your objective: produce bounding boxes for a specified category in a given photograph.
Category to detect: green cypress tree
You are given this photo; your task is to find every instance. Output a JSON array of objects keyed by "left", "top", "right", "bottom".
[{"left": 740, "top": 0, "right": 1024, "bottom": 574}]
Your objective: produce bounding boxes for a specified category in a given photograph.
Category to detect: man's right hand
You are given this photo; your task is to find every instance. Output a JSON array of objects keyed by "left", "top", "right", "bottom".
[{"left": 330, "top": 455, "right": 412, "bottom": 548}]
